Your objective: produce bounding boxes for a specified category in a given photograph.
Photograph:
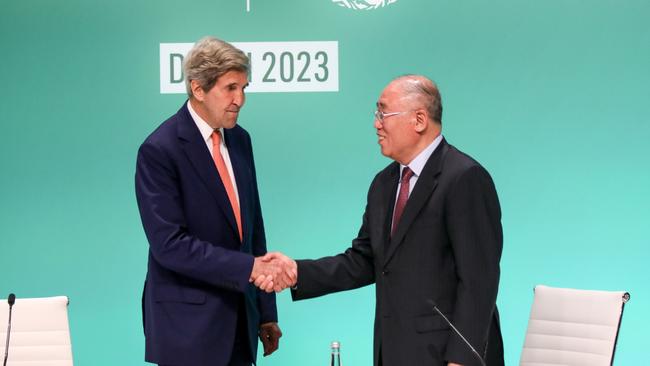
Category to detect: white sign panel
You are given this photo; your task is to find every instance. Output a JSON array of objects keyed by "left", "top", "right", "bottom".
[{"left": 160, "top": 41, "right": 339, "bottom": 94}]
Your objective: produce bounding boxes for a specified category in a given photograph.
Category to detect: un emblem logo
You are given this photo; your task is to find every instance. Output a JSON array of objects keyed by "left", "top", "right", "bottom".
[{"left": 332, "top": 0, "right": 399, "bottom": 10}]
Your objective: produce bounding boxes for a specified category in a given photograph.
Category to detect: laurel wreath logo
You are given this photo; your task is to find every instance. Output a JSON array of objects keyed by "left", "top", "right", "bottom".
[{"left": 332, "top": 0, "right": 398, "bottom": 10}]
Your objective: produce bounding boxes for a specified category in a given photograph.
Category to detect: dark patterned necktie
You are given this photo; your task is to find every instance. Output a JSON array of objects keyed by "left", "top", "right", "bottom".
[{"left": 391, "top": 167, "right": 414, "bottom": 236}]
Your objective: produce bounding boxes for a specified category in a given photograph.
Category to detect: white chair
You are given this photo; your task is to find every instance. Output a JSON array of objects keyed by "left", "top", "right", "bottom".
[
  {"left": 0, "top": 296, "right": 73, "bottom": 366},
  {"left": 520, "top": 285, "right": 629, "bottom": 366}
]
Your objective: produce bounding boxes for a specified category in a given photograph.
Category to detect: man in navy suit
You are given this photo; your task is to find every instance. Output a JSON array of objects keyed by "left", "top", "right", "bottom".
[{"left": 135, "top": 37, "right": 293, "bottom": 366}]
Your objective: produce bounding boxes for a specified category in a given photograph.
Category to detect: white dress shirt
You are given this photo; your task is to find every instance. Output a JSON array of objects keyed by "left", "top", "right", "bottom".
[
  {"left": 393, "top": 134, "right": 443, "bottom": 220},
  {"left": 187, "top": 100, "right": 240, "bottom": 206}
]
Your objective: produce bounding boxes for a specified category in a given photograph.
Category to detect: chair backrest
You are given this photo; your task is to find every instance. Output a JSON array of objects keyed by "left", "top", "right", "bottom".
[
  {"left": 0, "top": 296, "right": 73, "bottom": 366},
  {"left": 520, "top": 285, "right": 629, "bottom": 366}
]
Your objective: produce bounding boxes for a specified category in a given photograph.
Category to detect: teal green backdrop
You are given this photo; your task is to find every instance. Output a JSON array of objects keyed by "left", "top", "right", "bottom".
[{"left": 1, "top": 0, "right": 648, "bottom": 364}]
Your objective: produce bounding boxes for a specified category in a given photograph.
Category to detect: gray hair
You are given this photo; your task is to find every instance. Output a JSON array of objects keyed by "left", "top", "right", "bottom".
[
  {"left": 184, "top": 36, "right": 249, "bottom": 97},
  {"left": 394, "top": 75, "right": 443, "bottom": 124}
]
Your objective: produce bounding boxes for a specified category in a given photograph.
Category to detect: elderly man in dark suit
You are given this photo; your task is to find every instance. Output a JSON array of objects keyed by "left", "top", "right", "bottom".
[
  {"left": 135, "top": 36, "right": 294, "bottom": 366},
  {"left": 261, "top": 75, "right": 504, "bottom": 366}
]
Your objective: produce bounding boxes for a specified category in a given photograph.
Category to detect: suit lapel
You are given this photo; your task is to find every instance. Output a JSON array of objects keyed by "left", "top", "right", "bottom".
[
  {"left": 384, "top": 139, "right": 449, "bottom": 265},
  {"left": 176, "top": 104, "right": 240, "bottom": 240},
  {"left": 224, "top": 128, "right": 251, "bottom": 246},
  {"left": 377, "top": 164, "right": 399, "bottom": 260}
]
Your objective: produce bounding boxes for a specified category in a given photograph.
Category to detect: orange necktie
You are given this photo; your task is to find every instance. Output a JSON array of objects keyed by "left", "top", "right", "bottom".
[{"left": 212, "top": 130, "right": 243, "bottom": 241}]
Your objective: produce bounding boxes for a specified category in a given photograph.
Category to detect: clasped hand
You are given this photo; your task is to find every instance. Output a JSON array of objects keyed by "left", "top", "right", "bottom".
[{"left": 250, "top": 252, "right": 297, "bottom": 293}]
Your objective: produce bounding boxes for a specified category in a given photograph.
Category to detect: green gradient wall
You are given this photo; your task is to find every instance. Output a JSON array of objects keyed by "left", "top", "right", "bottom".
[{"left": 1, "top": 0, "right": 648, "bottom": 364}]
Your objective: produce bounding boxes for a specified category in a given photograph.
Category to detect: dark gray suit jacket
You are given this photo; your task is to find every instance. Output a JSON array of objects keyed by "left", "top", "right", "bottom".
[{"left": 292, "top": 139, "right": 504, "bottom": 366}]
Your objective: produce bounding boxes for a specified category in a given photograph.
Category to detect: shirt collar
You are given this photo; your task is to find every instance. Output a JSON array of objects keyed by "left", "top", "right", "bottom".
[{"left": 401, "top": 134, "right": 443, "bottom": 177}]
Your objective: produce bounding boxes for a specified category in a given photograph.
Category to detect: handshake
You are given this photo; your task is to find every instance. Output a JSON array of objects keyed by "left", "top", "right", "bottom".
[{"left": 250, "top": 252, "right": 298, "bottom": 293}]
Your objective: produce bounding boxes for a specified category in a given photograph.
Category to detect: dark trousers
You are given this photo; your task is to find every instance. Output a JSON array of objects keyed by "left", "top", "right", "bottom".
[
  {"left": 229, "top": 296, "right": 253, "bottom": 366},
  {"left": 159, "top": 298, "right": 253, "bottom": 366}
]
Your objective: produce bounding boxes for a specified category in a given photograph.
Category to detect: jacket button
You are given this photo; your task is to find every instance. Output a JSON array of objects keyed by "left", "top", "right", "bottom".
[{"left": 382, "top": 270, "right": 389, "bottom": 276}]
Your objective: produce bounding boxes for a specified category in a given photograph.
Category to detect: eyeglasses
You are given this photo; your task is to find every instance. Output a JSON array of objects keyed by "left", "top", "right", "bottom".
[{"left": 374, "top": 110, "right": 409, "bottom": 123}]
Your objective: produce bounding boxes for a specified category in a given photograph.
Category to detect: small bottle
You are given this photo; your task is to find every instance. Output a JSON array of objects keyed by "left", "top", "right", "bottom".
[{"left": 330, "top": 341, "right": 342, "bottom": 366}]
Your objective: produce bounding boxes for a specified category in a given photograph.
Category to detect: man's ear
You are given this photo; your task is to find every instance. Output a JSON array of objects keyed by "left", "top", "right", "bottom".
[
  {"left": 413, "top": 109, "right": 428, "bottom": 133},
  {"left": 190, "top": 79, "right": 205, "bottom": 101}
]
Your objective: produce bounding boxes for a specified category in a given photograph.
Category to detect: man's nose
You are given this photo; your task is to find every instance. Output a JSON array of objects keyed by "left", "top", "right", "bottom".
[
  {"left": 233, "top": 91, "right": 245, "bottom": 107},
  {"left": 374, "top": 118, "right": 382, "bottom": 129}
]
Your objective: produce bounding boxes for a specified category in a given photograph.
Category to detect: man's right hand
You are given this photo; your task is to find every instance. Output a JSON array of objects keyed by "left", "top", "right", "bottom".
[{"left": 250, "top": 252, "right": 297, "bottom": 293}]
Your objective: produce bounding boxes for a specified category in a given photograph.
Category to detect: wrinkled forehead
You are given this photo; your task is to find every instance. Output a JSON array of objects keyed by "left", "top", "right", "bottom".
[{"left": 377, "top": 81, "right": 408, "bottom": 109}]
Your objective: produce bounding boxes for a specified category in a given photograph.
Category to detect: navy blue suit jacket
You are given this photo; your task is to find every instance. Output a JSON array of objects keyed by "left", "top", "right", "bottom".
[{"left": 135, "top": 102, "right": 276, "bottom": 365}]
